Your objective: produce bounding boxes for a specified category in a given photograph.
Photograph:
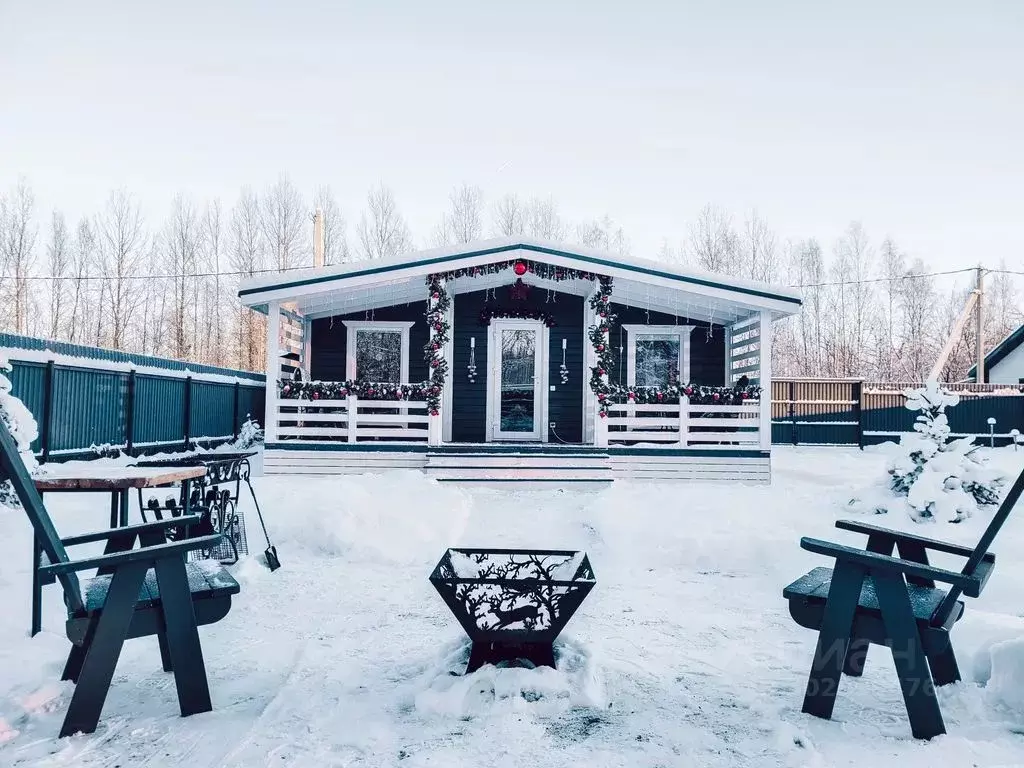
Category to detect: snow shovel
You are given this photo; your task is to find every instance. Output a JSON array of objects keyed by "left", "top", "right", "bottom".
[{"left": 245, "top": 478, "right": 280, "bottom": 571}]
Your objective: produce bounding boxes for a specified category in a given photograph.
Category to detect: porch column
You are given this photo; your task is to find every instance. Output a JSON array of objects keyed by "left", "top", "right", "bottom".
[
  {"left": 264, "top": 300, "right": 281, "bottom": 443},
  {"left": 758, "top": 310, "right": 772, "bottom": 450}
]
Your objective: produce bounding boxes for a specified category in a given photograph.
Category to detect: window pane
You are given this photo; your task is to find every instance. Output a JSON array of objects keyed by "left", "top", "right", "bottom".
[
  {"left": 500, "top": 329, "right": 536, "bottom": 432},
  {"left": 355, "top": 330, "right": 403, "bottom": 382},
  {"left": 635, "top": 338, "right": 679, "bottom": 387}
]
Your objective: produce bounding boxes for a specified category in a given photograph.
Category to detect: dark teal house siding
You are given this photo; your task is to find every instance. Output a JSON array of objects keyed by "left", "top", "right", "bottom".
[
  {"left": 607, "top": 304, "right": 726, "bottom": 387},
  {"left": 450, "top": 287, "right": 586, "bottom": 443},
  {"left": 309, "top": 306, "right": 429, "bottom": 382}
]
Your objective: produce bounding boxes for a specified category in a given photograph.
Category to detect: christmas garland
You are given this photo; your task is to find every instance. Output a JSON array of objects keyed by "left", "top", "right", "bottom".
[
  {"left": 433, "top": 259, "right": 598, "bottom": 283},
  {"left": 423, "top": 275, "right": 451, "bottom": 415},
  {"left": 588, "top": 276, "right": 617, "bottom": 414},
  {"left": 279, "top": 379, "right": 431, "bottom": 401},
  {"left": 599, "top": 383, "right": 762, "bottom": 408},
  {"left": 478, "top": 306, "right": 558, "bottom": 327}
]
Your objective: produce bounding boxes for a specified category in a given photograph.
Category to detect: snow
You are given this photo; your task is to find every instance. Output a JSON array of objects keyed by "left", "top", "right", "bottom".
[{"left": 2, "top": 447, "right": 1024, "bottom": 766}]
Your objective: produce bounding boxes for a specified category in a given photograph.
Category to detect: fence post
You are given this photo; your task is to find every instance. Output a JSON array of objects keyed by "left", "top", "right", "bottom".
[
  {"left": 125, "top": 370, "right": 136, "bottom": 456},
  {"left": 347, "top": 394, "right": 359, "bottom": 443},
  {"left": 678, "top": 396, "right": 689, "bottom": 447},
  {"left": 788, "top": 380, "right": 797, "bottom": 445},
  {"left": 40, "top": 360, "right": 55, "bottom": 462},
  {"left": 232, "top": 381, "right": 240, "bottom": 439},
  {"left": 854, "top": 380, "right": 864, "bottom": 450},
  {"left": 183, "top": 376, "right": 193, "bottom": 450}
]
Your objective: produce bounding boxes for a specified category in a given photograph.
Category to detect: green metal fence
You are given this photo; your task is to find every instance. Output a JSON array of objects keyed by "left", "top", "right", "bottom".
[{"left": 1, "top": 334, "right": 266, "bottom": 460}]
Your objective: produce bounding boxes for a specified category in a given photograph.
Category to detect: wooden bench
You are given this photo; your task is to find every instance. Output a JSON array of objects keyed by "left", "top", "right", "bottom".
[
  {"left": 0, "top": 419, "right": 241, "bottom": 738},
  {"left": 784, "top": 468, "right": 1024, "bottom": 739}
]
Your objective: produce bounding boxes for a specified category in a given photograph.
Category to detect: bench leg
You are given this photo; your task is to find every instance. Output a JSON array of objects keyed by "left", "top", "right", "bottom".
[
  {"left": 928, "top": 642, "right": 961, "bottom": 687},
  {"left": 31, "top": 534, "right": 42, "bottom": 637},
  {"left": 62, "top": 615, "right": 99, "bottom": 683},
  {"left": 802, "top": 560, "right": 864, "bottom": 721},
  {"left": 157, "top": 630, "right": 173, "bottom": 672},
  {"left": 154, "top": 557, "right": 212, "bottom": 717},
  {"left": 873, "top": 570, "right": 945, "bottom": 739},
  {"left": 842, "top": 637, "right": 869, "bottom": 677},
  {"left": 60, "top": 562, "right": 147, "bottom": 738}
]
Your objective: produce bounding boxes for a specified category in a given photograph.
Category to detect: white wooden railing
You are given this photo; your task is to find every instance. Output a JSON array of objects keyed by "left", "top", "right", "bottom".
[
  {"left": 596, "top": 397, "right": 762, "bottom": 448},
  {"left": 275, "top": 396, "right": 441, "bottom": 445}
]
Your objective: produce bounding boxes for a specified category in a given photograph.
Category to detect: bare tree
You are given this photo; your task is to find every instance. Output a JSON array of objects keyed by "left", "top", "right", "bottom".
[
  {"left": 575, "top": 215, "right": 630, "bottom": 254},
  {"left": 0, "top": 179, "right": 38, "bottom": 334},
  {"left": 66, "top": 218, "right": 96, "bottom": 344},
  {"left": 45, "top": 211, "right": 70, "bottom": 339},
  {"left": 900, "top": 258, "right": 938, "bottom": 379},
  {"left": 260, "top": 174, "right": 308, "bottom": 271},
  {"left": 686, "top": 204, "right": 739, "bottom": 273},
  {"left": 527, "top": 197, "right": 566, "bottom": 241},
  {"left": 96, "top": 189, "right": 146, "bottom": 350},
  {"left": 313, "top": 184, "right": 348, "bottom": 265},
  {"left": 433, "top": 184, "right": 484, "bottom": 246},
  {"left": 491, "top": 193, "right": 526, "bottom": 237},
  {"left": 230, "top": 187, "right": 266, "bottom": 370},
  {"left": 357, "top": 183, "right": 411, "bottom": 259},
  {"left": 876, "top": 237, "right": 906, "bottom": 379},
  {"left": 163, "top": 194, "right": 201, "bottom": 359},
  {"left": 201, "top": 199, "right": 225, "bottom": 364},
  {"left": 741, "top": 210, "right": 779, "bottom": 283}
]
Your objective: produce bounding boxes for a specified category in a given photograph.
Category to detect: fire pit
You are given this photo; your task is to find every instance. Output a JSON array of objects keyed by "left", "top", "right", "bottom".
[{"left": 429, "top": 548, "right": 596, "bottom": 673}]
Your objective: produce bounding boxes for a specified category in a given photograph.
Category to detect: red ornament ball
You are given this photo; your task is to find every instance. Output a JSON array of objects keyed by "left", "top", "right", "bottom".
[
  {"left": 432, "top": 292, "right": 439, "bottom": 300},
  {"left": 282, "top": 384, "right": 290, "bottom": 393},
  {"left": 598, "top": 369, "right": 605, "bottom": 376},
  {"left": 513, "top": 261, "right": 528, "bottom": 276},
  {"left": 741, "top": 392, "right": 748, "bottom": 399},
  {"left": 312, "top": 392, "right": 320, "bottom": 400},
  {"left": 434, "top": 323, "right": 442, "bottom": 331},
  {"left": 599, "top": 411, "right": 607, "bottom": 419},
  {"left": 430, "top": 409, "right": 439, "bottom": 416},
  {"left": 597, "top": 344, "right": 604, "bottom": 352},
  {"left": 602, "top": 295, "right": 609, "bottom": 303},
  {"left": 600, "top": 312, "right": 607, "bottom": 318},
  {"left": 598, "top": 393, "right": 605, "bottom": 400},
  {"left": 627, "top": 392, "right": 635, "bottom": 400},
  {"left": 432, "top": 342, "right": 439, "bottom": 350},
  {"left": 713, "top": 392, "right": 720, "bottom": 400}
]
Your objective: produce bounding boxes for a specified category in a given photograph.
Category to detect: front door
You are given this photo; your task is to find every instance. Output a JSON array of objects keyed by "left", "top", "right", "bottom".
[{"left": 487, "top": 319, "right": 547, "bottom": 441}]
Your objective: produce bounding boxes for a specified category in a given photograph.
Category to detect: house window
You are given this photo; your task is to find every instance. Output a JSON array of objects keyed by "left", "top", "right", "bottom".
[
  {"left": 342, "top": 321, "right": 415, "bottom": 382},
  {"left": 622, "top": 325, "right": 695, "bottom": 386}
]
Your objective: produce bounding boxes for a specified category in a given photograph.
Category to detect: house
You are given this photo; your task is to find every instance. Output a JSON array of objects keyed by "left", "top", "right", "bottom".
[
  {"left": 238, "top": 237, "right": 801, "bottom": 482},
  {"left": 969, "top": 324, "right": 1024, "bottom": 385}
]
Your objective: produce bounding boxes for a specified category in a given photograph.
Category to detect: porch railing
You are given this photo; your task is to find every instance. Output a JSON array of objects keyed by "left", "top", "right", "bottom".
[
  {"left": 596, "top": 397, "right": 762, "bottom": 448},
  {"left": 275, "top": 396, "right": 441, "bottom": 444}
]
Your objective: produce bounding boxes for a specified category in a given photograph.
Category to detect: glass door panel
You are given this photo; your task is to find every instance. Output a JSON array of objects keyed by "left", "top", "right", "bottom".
[{"left": 499, "top": 328, "right": 537, "bottom": 433}]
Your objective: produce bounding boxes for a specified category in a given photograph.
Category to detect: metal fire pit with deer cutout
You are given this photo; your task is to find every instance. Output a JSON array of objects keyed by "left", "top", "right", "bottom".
[{"left": 429, "top": 548, "right": 596, "bottom": 673}]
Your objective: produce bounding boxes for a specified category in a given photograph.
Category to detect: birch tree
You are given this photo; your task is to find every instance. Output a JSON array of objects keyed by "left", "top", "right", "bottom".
[
  {"left": 357, "top": 183, "right": 411, "bottom": 259},
  {"left": 46, "top": 211, "right": 70, "bottom": 339},
  {"left": 686, "top": 204, "right": 739, "bottom": 273},
  {"left": 230, "top": 187, "right": 266, "bottom": 370},
  {"left": 526, "top": 197, "right": 566, "bottom": 240},
  {"left": 491, "top": 193, "right": 526, "bottom": 237},
  {"left": 432, "top": 184, "right": 484, "bottom": 246},
  {"left": 163, "top": 194, "right": 200, "bottom": 359},
  {"left": 96, "top": 189, "right": 145, "bottom": 349},
  {"left": 66, "top": 219, "right": 96, "bottom": 344},
  {"left": 313, "top": 184, "right": 348, "bottom": 265},
  {"left": 260, "top": 175, "right": 308, "bottom": 271},
  {"left": 0, "top": 180, "right": 38, "bottom": 334}
]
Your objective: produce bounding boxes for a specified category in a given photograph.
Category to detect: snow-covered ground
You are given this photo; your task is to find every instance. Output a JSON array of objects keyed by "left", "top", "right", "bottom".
[{"left": 3, "top": 446, "right": 1024, "bottom": 767}]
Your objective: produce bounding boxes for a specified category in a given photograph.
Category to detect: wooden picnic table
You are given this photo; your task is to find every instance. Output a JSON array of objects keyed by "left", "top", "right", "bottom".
[{"left": 30, "top": 464, "right": 208, "bottom": 636}]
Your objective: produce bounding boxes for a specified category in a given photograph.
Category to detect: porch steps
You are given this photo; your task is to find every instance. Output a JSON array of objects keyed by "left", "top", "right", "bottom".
[{"left": 424, "top": 451, "right": 613, "bottom": 483}]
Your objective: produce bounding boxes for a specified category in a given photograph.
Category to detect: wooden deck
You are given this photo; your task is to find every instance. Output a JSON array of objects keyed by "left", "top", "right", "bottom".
[{"left": 263, "top": 442, "right": 771, "bottom": 483}]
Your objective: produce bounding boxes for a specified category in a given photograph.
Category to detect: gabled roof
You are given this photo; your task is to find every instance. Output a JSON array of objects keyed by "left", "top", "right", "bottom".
[{"left": 968, "top": 323, "right": 1024, "bottom": 381}]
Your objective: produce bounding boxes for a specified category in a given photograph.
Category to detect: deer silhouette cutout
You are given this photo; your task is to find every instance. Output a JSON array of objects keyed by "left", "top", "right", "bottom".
[{"left": 490, "top": 603, "right": 541, "bottom": 629}]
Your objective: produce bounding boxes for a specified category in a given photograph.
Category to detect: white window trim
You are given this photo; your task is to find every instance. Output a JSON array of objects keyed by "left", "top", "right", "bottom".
[
  {"left": 622, "top": 324, "right": 696, "bottom": 386},
  {"left": 341, "top": 320, "right": 415, "bottom": 382}
]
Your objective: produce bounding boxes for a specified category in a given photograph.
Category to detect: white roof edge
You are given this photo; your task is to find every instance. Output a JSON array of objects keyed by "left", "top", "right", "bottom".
[{"left": 238, "top": 236, "right": 802, "bottom": 309}]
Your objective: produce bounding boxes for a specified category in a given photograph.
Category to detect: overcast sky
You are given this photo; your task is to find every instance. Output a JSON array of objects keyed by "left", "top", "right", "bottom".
[{"left": 1, "top": 0, "right": 1021, "bottom": 273}]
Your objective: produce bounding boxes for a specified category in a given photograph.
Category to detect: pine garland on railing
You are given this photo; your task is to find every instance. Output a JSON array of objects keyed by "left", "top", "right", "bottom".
[
  {"left": 594, "top": 381, "right": 761, "bottom": 415},
  {"left": 279, "top": 380, "right": 432, "bottom": 402}
]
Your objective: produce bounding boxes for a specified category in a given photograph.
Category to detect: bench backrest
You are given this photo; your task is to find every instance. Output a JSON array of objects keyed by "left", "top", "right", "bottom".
[
  {"left": 0, "top": 418, "right": 84, "bottom": 613},
  {"left": 935, "top": 467, "right": 1024, "bottom": 621}
]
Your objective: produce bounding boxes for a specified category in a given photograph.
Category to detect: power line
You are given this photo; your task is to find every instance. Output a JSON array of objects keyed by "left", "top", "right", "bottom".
[
  {"left": 789, "top": 267, "right": 976, "bottom": 289},
  {"left": 10, "top": 264, "right": 318, "bottom": 282}
]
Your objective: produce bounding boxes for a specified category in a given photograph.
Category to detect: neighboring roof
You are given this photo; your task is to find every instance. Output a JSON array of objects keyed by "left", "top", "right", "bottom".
[
  {"left": 968, "top": 323, "right": 1024, "bottom": 381},
  {"left": 237, "top": 237, "right": 802, "bottom": 309}
]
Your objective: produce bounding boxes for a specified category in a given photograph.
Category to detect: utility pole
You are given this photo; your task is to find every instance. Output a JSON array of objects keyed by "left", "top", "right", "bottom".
[
  {"left": 313, "top": 208, "right": 325, "bottom": 268},
  {"left": 976, "top": 265, "right": 985, "bottom": 383}
]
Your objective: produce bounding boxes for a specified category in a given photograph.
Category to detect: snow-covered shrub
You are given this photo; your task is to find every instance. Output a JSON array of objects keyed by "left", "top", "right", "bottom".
[
  {"left": 233, "top": 417, "right": 264, "bottom": 449},
  {"left": 886, "top": 380, "right": 1005, "bottom": 522},
  {"left": 0, "top": 357, "right": 39, "bottom": 508}
]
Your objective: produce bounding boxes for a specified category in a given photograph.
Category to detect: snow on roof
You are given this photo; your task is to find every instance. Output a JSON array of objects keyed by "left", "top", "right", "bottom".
[{"left": 237, "top": 236, "right": 802, "bottom": 308}]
